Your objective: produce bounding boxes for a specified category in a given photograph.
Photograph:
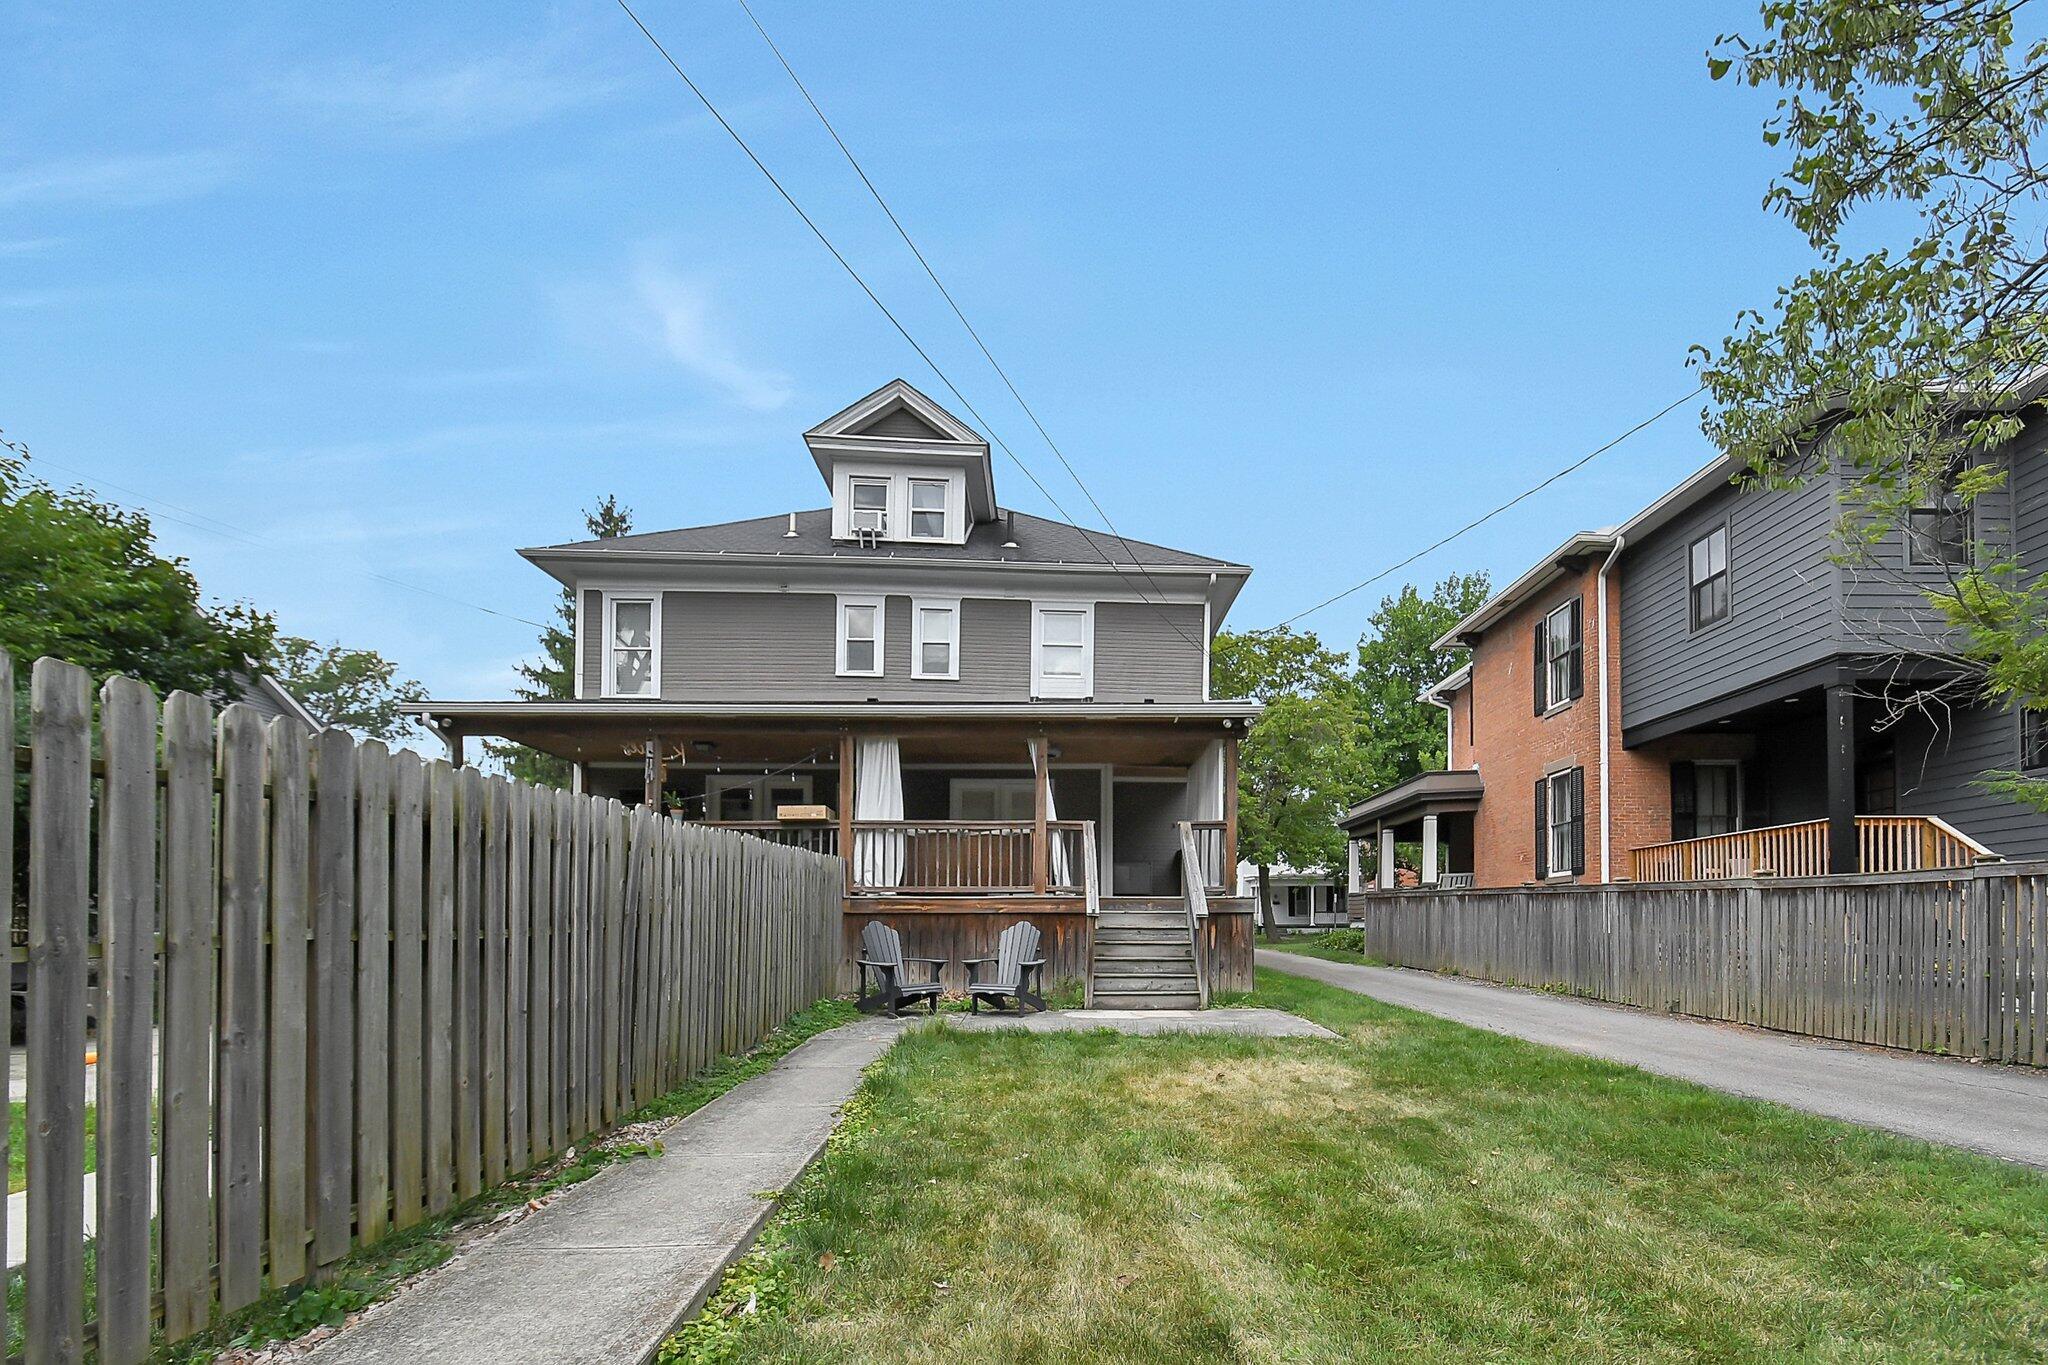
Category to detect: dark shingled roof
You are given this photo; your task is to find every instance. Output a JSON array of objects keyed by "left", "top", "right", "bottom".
[{"left": 526, "top": 508, "right": 1245, "bottom": 570}]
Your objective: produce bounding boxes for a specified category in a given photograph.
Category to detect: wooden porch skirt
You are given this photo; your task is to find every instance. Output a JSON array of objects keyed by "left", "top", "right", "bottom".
[{"left": 838, "top": 898, "right": 1256, "bottom": 997}]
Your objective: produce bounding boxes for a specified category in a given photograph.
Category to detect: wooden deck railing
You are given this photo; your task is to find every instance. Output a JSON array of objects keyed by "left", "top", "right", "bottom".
[
  {"left": 847, "top": 819, "right": 1097, "bottom": 895},
  {"left": 1176, "top": 821, "right": 1212, "bottom": 1007},
  {"left": 1187, "top": 819, "right": 1228, "bottom": 893},
  {"left": 1630, "top": 815, "right": 1995, "bottom": 882},
  {"left": 697, "top": 820, "right": 838, "bottom": 856}
]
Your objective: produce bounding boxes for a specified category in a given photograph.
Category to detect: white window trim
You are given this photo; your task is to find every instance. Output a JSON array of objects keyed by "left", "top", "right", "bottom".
[
  {"left": 835, "top": 594, "right": 886, "bottom": 677},
  {"left": 847, "top": 477, "right": 891, "bottom": 537},
  {"left": 911, "top": 597, "right": 961, "bottom": 680},
  {"left": 1544, "top": 768, "right": 1577, "bottom": 880},
  {"left": 1031, "top": 601, "right": 1095, "bottom": 700},
  {"left": 601, "top": 593, "right": 660, "bottom": 699},
  {"left": 1542, "top": 600, "right": 1574, "bottom": 715},
  {"left": 907, "top": 477, "right": 950, "bottom": 541}
]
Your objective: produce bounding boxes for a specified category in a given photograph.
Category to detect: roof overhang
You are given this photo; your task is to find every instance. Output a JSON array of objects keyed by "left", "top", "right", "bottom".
[
  {"left": 1419, "top": 663, "right": 1470, "bottom": 706},
  {"left": 1431, "top": 532, "right": 1621, "bottom": 651},
  {"left": 1338, "top": 768, "right": 1485, "bottom": 830}
]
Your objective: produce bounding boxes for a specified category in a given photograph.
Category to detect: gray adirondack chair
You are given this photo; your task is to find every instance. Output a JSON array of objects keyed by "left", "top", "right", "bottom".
[
  {"left": 855, "top": 921, "right": 945, "bottom": 1017},
  {"left": 964, "top": 921, "right": 1046, "bottom": 1013}
]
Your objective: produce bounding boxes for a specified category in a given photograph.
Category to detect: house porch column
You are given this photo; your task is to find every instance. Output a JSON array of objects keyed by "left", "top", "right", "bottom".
[
  {"left": 1825, "top": 682, "right": 1858, "bottom": 874},
  {"left": 1421, "top": 813, "right": 1440, "bottom": 886},
  {"left": 1377, "top": 825, "right": 1396, "bottom": 891}
]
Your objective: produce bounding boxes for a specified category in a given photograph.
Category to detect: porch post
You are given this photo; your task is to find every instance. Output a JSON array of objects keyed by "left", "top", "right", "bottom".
[
  {"left": 642, "top": 737, "right": 666, "bottom": 812},
  {"left": 1221, "top": 730, "right": 1240, "bottom": 890},
  {"left": 1378, "top": 825, "right": 1396, "bottom": 890},
  {"left": 1421, "top": 813, "right": 1439, "bottom": 886},
  {"left": 1825, "top": 682, "right": 1858, "bottom": 874},
  {"left": 571, "top": 762, "right": 586, "bottom": 796},
  {"left": 837, "top": 728, "right": 855, "bottom": 896},
  {"left": 1031, "top": 735, "right": 1051, "bottom": 894},
  {"left": 1347, "top": 837, "right": 1362, "bottom": 894}
]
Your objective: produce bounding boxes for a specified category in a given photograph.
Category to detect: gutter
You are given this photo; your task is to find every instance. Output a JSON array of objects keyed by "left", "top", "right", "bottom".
[{"left": 1596, "top": 532, "right": 1625, "bottom": 882}]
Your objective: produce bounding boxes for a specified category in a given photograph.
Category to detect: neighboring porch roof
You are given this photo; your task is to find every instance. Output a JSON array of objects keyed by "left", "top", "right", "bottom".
[{"left": 1338, "top": 768, "right": 1485, "bottom": 831}]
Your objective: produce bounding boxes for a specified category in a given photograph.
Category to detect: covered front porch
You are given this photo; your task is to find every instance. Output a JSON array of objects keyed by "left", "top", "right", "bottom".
[
  {"left": 1339, "top": 769, "right": 1485, "bottom": 894},
  {"left": 406, "top": 700, "right": 1256, "bottom": 994}
]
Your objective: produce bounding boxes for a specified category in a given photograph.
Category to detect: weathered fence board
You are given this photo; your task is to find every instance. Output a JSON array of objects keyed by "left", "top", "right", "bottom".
[
  {"left": 1356, "top": 865, "right": 2048, "bottom": 1065},
  {"left": 2, "top": 650, "right": 841, "bottom": 1353}
]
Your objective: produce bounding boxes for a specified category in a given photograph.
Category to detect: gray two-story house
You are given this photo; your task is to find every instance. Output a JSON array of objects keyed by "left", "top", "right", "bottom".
[{"left": 408, "top": 380, "right": 1258, "bottom": 1004}]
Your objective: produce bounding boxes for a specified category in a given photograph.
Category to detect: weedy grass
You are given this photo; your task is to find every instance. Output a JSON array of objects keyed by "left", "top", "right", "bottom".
[{"left": 670, "top": 969, "right": 2048, "bottom": 1362}]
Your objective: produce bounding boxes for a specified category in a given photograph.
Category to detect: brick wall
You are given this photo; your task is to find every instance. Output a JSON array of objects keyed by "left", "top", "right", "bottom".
[{"left": 1446, "top": 559, "right": 1670, "bottom": 887}]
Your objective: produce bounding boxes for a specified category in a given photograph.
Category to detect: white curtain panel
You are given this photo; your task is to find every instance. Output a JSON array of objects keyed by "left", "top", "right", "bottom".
[
  {"left": 1031, "top": 739, "right": 1073, "bottom": 887},
  {"left": 853, "top": 734, "right": 905, "bottom": 888},
  {"left": 1189, "top": 739, "right": 1226, "bottom": 821}
]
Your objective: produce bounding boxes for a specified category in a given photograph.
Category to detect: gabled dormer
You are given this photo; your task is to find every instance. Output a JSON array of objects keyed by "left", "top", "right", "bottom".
[{"left": 805, "top": 379, "right": 997, "bottom": 546}]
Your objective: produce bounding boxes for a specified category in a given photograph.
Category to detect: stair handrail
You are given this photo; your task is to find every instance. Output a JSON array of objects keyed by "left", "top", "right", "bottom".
[
  {"left": 1176, "top": 821, "right": 1211, "bottom": 1008},
  {"left": 1082, "top": 820, "right": 1101, "bottom": 1007}
]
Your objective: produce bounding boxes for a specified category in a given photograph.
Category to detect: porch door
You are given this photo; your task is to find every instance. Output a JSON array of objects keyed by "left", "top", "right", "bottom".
[
  {"left": 949, "top": 779, "right": 1036, "bottom": 821},
  {"left": 1112, "top": 779, "right": 1186, "bottom": 897}
]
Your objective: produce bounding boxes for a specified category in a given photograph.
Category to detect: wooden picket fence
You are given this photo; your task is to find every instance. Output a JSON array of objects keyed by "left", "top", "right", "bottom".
[
  {"left": 1354, "top": 865, "right": 2048, "bottom": 1067},
  {"left": 3, "top": 653, "right": 844, "bottom": 1363}
]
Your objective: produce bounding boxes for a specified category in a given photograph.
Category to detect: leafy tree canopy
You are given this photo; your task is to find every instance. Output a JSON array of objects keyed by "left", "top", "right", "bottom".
[
  {"left": 1699, "top": 0, "right": 2048, "bottom": 803},
  {"left": 269, "top": 636, "right": 427, "bottom": 743},
  {"left": 1353, "top": 573, "right": 1491, "bottom": 794},
  {"left": 1212, "top": 627, "right": 1362, "bottom": 881},
  {"left": 0, "top": 450, "right": 275, "bottom": 700}
]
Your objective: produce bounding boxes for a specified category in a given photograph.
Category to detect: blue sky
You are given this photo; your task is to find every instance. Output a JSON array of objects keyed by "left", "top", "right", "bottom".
[{"left": 2, "top": 1, "right": 1807, "bottom": 699}]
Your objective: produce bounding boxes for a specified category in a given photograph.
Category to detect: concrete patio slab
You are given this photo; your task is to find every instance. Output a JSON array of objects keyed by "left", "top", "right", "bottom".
[
  {"left": 1260, "top": 949, "right": 2048, "bottom": 1170},
  {"left": 937, "top": 1007, "right": 1337, "bottom": 1039},
  {"left": 304, "top": 1016, "right": 907, "bottom": 1365}
]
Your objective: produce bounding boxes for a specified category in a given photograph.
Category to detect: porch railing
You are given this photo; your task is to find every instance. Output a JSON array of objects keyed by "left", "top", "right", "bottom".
[
  {"left": 698, "top": 820, "right": 838, "bottom": 856},
  {"left": 1186, "top": 819, "right": 1228, "bottom": 894},
  {"left": 847, "top": 819, "right": 1097, "bottom": 895},
  {"left": 1176, "top": 821, "right": 1212, "bottom": 1007},
  {"left": 1630, "top": 815, "right": 1995, "bottom": 882}
]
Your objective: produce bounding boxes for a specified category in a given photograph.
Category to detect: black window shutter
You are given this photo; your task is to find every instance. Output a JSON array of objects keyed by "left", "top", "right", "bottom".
[
  {"left": 1533, "top": 777, "right": 1548, "bottom": 878},
  {"left": 1670, "top": 760, "right": 1696, "bottom": 840},
  {"left": 1566, "top": 599, "right": 1585, "bottom": 701},
  {"left": 1532, "top": 620, "right": 1547, "bottom": 714},
  {"left": 1568, "top": 766, "right": 1586, "bottom": 874},
  {"left": 1742, "top": 760, "right": 1770, "bottom": 829}
]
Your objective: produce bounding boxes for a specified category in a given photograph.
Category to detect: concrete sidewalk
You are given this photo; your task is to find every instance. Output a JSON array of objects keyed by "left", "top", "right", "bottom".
[
  {"left": 1259, "top": 949, "right": 2048, "bottom": 1169},
  {"left": 306, "top": 1016, "right": 906, "bottom": 1365}
]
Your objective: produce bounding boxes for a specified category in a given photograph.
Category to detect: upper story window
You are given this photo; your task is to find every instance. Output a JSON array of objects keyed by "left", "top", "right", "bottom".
[
  {"left": 2021, "top": 706, "right": 2048, "bottom": 772},
  {"left": 908, "top": 479, "right": 948, "bottom": 539},
  {"left": 1032, "top": 603, "right": 1093, "bottom": 699},
  {"left": 1908, "top": 459, "right": 1973, "bottom": 568},
  {"left": 912, "top": 598, "right": 959, "bottom": 680},
  {"left": 849, "top": 480, "right": 889, "bottom": 536},
  {"left": 1531, "top": 598, "right": 1582, "bottom": 714},
  {"left": 606, "top": 596, "right": 657, "bottom": 698},
  {"left": 836, "top": 595, "right": 884, "bottom": 677},
  {"left": 1689, "top": 525, "right": 1730, "bottom": 629}
]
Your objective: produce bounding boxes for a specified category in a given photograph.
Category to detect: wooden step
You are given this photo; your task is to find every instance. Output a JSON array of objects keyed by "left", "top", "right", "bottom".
[
  {"left": 1092, "top": 926, "right": 1190, "bottom": 945},
  {"left": 1093, "top": 992, "right": 1202, "bottom": 1011},
  {"left": 1091, "top": 942, "right": 1196, "bottom": 963},
  {"left": 1090, "top": 972, "right": 1200, "bottom": 993},
  {"left": 1094, "top": 910, "right": 1186, "bottom": 930}
]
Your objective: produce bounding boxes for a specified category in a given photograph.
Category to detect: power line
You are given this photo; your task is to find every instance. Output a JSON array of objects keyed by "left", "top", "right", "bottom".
[
  {"left": 17, "top": 450, "right": 553, "bottom": 632},
  {"left": 1272, "top": 386, "right": 1705, "bottom": 629},
  {"left": 611, "top": 0, "right": 1200, "bottom": 647},
  {"left": 729, "top": 0, "right": 1186, "bottom": 618}
]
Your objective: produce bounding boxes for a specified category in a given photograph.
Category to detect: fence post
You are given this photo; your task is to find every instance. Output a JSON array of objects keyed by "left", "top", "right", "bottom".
[{"left": 1966, "top": 864, "right": 2003, "bottom": 1062}]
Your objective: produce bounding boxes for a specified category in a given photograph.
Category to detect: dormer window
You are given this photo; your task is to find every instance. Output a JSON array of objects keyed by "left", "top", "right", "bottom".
[
  {"left": 909, "top": 479, "right": 947, "bottom": 539},
  {"left": 849, "top": 480, "right": 888, "bottom": 536}
]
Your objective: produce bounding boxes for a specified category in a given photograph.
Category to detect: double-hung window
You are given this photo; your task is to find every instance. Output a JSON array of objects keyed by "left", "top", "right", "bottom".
[
  {"left": 1689, "top": 525, "right": 1730, "bottom": 629},
  {"left": 1532, "top": 598, "right": 1582, "bottom": 713},
  {"left": 1535, "top": 766, "right": 1585, "bottom": 878},
  {"left": 1908, "top": 458, "right": 1973, "bottom": 568},
  {"left": 605, "top": 596, "right": 657, "bottom": 698},
  {"left": 2022, "top": 706, "right": 2048, "bottom": 772},
  {"left": 908, "top": 479, "right": 948, "bottom": 539},
  {"left": 912, "top": 598, "right": 959, "bottom": 680},
  {"left": 1032, "top": 604, "right": 1093, "bottom": 698},
  {"left": 836, "top": 595, "right": 884, "bottom": 677},
  {"left": 848, "top": 480, "right": 889, "bottom": 536}
]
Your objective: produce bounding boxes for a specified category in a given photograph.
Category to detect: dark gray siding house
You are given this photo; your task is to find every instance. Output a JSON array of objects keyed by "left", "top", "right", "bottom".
[{"left": 1617, "top": 423, "right": 2048, "bottom": 865}]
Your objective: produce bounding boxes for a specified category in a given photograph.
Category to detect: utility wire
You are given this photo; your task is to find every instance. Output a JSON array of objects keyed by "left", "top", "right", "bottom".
[
  {"left": 730, "top": 0, "right": 1186, "bottom": 618},
  {"left": 1273, "top": 385, "right": 1705, "bottom": 629},
  {"left": 611, "top": 0, "right": 1200, "bottom": 647}
]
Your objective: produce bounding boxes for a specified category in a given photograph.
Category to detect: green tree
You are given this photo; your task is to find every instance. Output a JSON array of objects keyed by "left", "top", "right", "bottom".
[
  {"left": 1352, "top": 573, "right": 1491, "bottom": 794},
  {"left": 490, "top": 495, "right": 634, "bottom": 786},
  {"left": 1212, "top": 627, "right": 1363, "bottom": 938},
  {"left": 1699, "top": 0, "right": 2048, "bottom": 805},
  {"left": 0, "top": 448, "right": 275, "bottom": 699},
  {"left": 269, "top": 636, "right": 427, "bottom": 742}
]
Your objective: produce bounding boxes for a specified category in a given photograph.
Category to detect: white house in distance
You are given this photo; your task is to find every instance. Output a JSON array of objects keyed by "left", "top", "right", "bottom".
[{"left": 1236, "top": 862, "right": 1347, "bottom": 929}]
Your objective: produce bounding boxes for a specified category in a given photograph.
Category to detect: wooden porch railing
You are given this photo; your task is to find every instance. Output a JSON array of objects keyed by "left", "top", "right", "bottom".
[
  {"left": 1187, "top": 819, "right": 1228, "bottom": 894},
  {"left": 1630, "top": 815, "right": 1995, "bottom": 882},
  {"left": 697, "top": 820, "right": 838, "bottom": 856},
  {"left": 846, "top": 819, "right": 1097, "bottom": 895},
  {"left": 1176, "top": 821, "right": 1212, "bottom": 1007}
]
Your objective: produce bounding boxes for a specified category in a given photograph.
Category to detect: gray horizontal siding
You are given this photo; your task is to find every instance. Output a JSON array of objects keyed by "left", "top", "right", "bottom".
[
  {"left": 1893, "top": 700, "right": 2048, "bottom": 860},
  {"left": 1838, "top": 446, "right": 2013, "bottom": 657},
  {"left": 1092, "top": 602, "right": 1207, "bottom": 703},
  {"left": 579, "top": 589, "right": 602, "bottom": 697},
  {"left": 655, "top": 591, "right": 1031, "bottom": 703},
  {"left": 1619, "top": 475, "right": 1841, "bottom": 729}
]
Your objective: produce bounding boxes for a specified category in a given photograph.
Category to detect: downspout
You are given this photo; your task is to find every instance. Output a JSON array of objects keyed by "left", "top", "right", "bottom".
[{"left": 1596, "top": 533, "right": 1625, "bottom": 882}]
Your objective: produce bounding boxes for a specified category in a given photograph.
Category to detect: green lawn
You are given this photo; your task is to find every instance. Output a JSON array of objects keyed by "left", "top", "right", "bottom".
[
  {"left": 7, "top": 1102, "right": 96, "bottom": 1194},
  {"left": 669, "top": 969, "right": 2048, "bottom": 1362}
]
